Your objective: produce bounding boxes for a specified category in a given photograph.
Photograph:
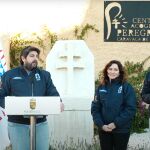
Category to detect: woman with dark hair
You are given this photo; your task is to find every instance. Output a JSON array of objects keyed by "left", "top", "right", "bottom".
[{"left": 91, "top": 60, "right": 136, "bottom": 150}]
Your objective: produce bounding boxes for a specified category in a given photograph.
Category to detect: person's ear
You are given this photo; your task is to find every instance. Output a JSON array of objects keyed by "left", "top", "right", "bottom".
[{"left": 21, "top": 56, "right": 26, "bottom": 63}]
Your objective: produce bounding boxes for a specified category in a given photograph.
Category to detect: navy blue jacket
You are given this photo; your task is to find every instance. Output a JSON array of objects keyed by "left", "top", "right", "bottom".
[
  {"left": 0, "top": 66, "right": 59, "bottom": 124},
  {"left": 141, "top": 72, "right": 150, "bottom": 104},
  {"left": 91, "top": 80, "right": 136, "bottom": 133}
]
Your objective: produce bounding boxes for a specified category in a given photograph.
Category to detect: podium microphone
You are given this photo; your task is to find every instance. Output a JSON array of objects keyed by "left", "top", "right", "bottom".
[
  {"left": 29, "top": 73, "right": 36, "bottom": 150},
  {"left": 29, "top": 75, "right": 34, "bottom": 96}
]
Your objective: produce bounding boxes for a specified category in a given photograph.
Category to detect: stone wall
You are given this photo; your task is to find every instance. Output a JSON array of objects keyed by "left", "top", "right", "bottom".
[
  {"left": 6, "top": 0, "right": 150, "bottom": 79},
  {"left": 59, "top": 0, "right": 150, "bottom": 79}
]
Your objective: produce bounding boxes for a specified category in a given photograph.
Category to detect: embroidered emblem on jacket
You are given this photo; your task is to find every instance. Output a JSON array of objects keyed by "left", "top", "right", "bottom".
[
  {"left": 35, "top": 73, "right": 41, "bottom": 81},
  {"left": 118, "top": 86, "right": 122, "bottom": 93}
]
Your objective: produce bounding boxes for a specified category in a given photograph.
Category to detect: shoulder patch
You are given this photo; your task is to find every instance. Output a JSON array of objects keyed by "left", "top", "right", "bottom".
[
  {"left": 99, "top": 89, "right": 107, "bottom": 93},
  {"left": 12, "top": 77, "right": 23, "bottom": 80}
]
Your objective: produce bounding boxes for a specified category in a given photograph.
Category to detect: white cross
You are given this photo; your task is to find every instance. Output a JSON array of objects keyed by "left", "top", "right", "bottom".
[{"left": 56, "top": 43, "right": 85, "bottom": 96}]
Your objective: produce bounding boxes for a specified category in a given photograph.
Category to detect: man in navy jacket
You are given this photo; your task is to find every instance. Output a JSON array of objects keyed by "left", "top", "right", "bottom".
[{"left": 0, "top": 46, "right": 61, "bottom": 150}]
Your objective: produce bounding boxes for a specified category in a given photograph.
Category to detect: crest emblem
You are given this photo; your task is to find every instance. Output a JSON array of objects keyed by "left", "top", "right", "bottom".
[{"left": 30, "top": 98, "right": 36, "bottom": 109}]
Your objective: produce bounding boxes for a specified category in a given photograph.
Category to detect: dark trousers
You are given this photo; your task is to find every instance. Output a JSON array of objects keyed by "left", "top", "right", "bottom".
[{"left": 99, "top": 131, "right": 130, "bottom": 150}]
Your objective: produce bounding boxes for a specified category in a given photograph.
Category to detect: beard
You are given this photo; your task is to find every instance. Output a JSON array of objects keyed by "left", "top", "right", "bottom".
[{"left": 24, "top": 60, "right": 38, "bottom": 71}]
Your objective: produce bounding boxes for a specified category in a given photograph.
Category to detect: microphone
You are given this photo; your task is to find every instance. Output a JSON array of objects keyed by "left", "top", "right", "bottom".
[
  {"left": 29, "top": 73, "right": 35, "bottom": 96},
  {"left": 29, "top": 75, "right": 34, "bottom": 84}
]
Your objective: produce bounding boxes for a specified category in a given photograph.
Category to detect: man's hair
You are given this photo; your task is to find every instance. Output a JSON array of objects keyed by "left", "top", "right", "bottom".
[{"left": 20, "top": 46, "right": 40, "bottom": 65}]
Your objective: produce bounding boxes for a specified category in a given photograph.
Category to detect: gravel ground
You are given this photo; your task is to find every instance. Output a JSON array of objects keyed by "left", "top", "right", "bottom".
[
  {"left": 5, "top": 131, "right": 150, "bottom": 150},
  {"left": 128, "top": 129, "right": 150, "bottom": 150},
  {"left": 94, "top": 130, "right": 150, "bottom": 150}
]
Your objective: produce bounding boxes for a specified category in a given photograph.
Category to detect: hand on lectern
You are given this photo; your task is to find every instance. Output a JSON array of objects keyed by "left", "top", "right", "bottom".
[{"left": 60, "top": 102, "right": 64, "bottom": 112}]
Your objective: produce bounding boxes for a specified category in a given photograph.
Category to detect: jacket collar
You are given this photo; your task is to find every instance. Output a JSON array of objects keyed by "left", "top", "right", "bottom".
[
  {"left": 108, "top": 77, "right": 121, "bottom": 85},
  {"left": 19, "top": 66, "right": 39, "bottom": 76}
]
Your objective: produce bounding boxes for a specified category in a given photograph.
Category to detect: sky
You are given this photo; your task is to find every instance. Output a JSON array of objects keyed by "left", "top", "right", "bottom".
[{"left": 0, "top": 0, "right": 90, "bottom": 35}]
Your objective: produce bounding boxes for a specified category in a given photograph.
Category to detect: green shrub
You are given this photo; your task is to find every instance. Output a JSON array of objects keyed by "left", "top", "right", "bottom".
[{"left": 124, "top": 59, "right": 150, "bottom": 133}]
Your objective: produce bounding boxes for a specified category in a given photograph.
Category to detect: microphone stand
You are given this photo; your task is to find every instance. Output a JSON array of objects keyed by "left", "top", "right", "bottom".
[{"left": 30, "top": 82, "right": 36, "bottom": 150}]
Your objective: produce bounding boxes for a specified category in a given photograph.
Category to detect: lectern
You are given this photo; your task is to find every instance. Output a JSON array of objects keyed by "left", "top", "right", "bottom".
[{"left": 5, "top": 96, "right": 60, "bottom": 150}]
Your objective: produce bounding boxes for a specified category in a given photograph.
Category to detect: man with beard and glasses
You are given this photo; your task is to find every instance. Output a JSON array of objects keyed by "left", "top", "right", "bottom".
[{"left": 0, "top": 46, "right": 63, "bottom": 150}]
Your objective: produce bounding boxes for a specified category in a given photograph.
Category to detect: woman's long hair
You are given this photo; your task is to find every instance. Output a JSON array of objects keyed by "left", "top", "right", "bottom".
[{"left": 101, "top": 60, "right": 127, "bottom": 85}]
